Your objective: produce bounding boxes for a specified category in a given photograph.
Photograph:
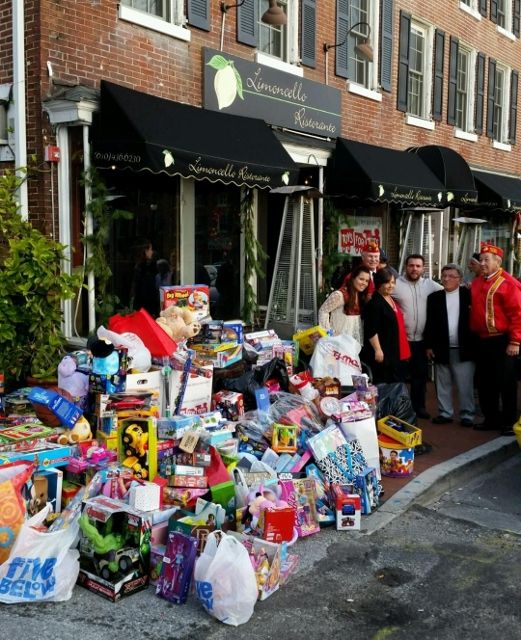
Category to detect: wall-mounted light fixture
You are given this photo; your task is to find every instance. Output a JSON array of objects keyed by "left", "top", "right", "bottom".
[
  {"left": 220, "top": 0, "right": 287, "bottom": 50},
  {"left": 323, "top": 21, "right": 373, "bottom": 85}
]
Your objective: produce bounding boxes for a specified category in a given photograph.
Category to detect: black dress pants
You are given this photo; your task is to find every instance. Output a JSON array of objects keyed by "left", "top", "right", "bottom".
[{"left": 475, "top": 334, "right": 518, "bottom": 427}]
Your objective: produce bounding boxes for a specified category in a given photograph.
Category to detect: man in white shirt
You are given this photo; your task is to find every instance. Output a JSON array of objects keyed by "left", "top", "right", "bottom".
[
  {"left": 392, "top": 254, "right": 443, "bottom": 419},
  {"left": 424, "top": 264, "right": 475, "bottom": 426}
]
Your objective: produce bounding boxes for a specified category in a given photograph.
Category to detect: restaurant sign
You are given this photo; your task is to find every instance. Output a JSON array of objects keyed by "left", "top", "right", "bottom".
[{"left": 203, "top": 48, "right": 341, "bottom": 137}]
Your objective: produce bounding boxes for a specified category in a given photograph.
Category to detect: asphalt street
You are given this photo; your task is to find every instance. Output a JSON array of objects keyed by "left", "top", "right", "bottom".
[{"left": 2, "top": 452, "right": 521, "bottom": 640}]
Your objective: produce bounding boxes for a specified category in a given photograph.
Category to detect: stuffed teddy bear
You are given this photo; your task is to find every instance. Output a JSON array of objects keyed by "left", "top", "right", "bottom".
[{"left": 156, "top": 306, "right": 201, "bottom": 343}]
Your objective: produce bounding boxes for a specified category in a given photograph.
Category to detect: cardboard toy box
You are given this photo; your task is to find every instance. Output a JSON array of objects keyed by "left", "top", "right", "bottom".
[
  {"left": 229, "top": 531, "right": 282, "bottom": 600},
  {"left": 168, "top": 364, "right": 213, "bottom": 415},
  {"left": 27, "top": 387, "right": 82, "bottom": 429},
  {"left": 377, "top": 415, "right": 422, "bottom": 448},
  {"left": 159, "top": 285, "right": 210, "bottom": 321},
  {"left": 292, "top": 325, "right": 327, "bottom": 356},
  {"left": 330, "top": 484, "right": 362, "bottom": 531},
  {"left": 77, "top": 495, "right": 151, "bottom": 602},
  {"left": 0, "top": 442, "right": 73, "bottom": 471},
  {"left": 118, "top": 417, "right": 158, "bottom": 480}
]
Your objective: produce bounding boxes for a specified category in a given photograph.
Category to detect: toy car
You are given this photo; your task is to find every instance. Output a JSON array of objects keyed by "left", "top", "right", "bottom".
[
  {"left": 97, "top": 546, "right": 140, "bottom": 580},
  {"left": 122, "top": 423, "right": 148, "bottom": 457}
]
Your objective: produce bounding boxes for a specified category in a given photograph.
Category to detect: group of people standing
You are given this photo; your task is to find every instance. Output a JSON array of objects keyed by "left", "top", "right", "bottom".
[{"left": 318, "top": 241, "right": 521, "bottom": 436}]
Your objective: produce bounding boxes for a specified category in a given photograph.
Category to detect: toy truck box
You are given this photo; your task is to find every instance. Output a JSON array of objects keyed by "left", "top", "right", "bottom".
[
  {"left": 77, "top": 495, "right": 151, "bottom": 602},
  {"left": 117, "top": 416, "right": 158, "bottom": 481}
]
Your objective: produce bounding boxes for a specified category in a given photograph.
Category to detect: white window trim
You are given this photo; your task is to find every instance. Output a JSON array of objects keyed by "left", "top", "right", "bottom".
[
  {"left": 347, "top": 81, "right": 382, "bottom": 102},
  {"left": 408, "top": 19, "right": 434, "bottom": 121},
  {"left": 497, "top": 25, "right": 516, "bottom": 40},
  {"left": 496, "top": 0, "right": 513, "bottom": 34},
  {"left": 405, "top": 114, "right": 436, "bottom": 130},
  {"left": 255, "top": 52, "right": 303, "bottom": 77},
  {"left": 459, "top": 1, "right": 482, "bottom": 21},
  {"left": 455, "top": 128, "right": 478, "bottom": 142},
  {"left": 492, "top": 139, "right": 512, "bottom": 151},
  {"left": 118, "top": 4, "right": 191, "bottom": 42}
]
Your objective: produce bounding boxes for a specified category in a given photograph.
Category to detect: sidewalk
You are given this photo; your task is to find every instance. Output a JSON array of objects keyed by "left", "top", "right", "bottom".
[{"left": 369, "top": 381, "right": 520, "bottom": 533}]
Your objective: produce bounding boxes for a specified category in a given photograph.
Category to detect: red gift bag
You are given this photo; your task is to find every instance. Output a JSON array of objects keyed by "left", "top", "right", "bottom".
[{"left": 109, "top": 308, "right": 177, "bottom": 358}]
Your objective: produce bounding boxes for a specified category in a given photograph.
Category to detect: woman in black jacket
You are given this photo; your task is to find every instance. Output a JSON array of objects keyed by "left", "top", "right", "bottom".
[{"left": 361, "top": 268, "right": 411, "bottom": 383}]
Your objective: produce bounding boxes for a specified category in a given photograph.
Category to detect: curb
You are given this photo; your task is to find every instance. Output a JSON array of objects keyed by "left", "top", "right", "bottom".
[{"left": 362, "top": 435, "right": 520, "bottom": 535}]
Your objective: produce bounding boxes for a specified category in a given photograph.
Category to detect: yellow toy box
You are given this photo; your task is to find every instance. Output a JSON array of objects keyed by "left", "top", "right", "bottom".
[
  {"left": 377, "top": 416, "right": 422, "bottom": 448},
  {"left": 293, "top": 326, "right": 327, "bottom": 356}
]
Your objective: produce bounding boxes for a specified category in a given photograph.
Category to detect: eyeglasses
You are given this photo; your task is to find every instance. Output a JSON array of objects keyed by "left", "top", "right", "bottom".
[{"left": 441, "top": 274, "right": 461, "bottom": 279}]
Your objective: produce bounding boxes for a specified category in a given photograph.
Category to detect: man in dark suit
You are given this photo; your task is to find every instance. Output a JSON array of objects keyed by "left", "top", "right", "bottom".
[{"left": 424, "top": 263, "right": 476, "bottom": 427}]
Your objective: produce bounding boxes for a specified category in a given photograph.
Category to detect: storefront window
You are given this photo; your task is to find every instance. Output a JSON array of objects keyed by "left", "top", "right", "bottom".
[
  {"left": 194, "top": 182, "right": 241, "bottom": 320},
  {"left": 104, "top": 172, "right": 181, "bottom": 317}
]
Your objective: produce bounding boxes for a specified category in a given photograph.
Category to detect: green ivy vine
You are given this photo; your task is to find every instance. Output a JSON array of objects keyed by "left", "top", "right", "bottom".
[{"left": 240, "top": 188, "right": 267, "bottom": 327}]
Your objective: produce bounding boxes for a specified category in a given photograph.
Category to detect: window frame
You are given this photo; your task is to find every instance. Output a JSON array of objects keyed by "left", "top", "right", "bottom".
[
  {"left": 492, "top": 63, "right": 510, "bottom": 143},
  {"left": 406, "top": 20, "right": 433, "bottom": 120},
  {"left": 455, "top": 45, "right": 476, "bottom": 134},
  {"left": 254, "top": 0, "right": 302, "bottom": 76},
  {"left": 119, "top": 0, "right": 190, "bottom": 41}
]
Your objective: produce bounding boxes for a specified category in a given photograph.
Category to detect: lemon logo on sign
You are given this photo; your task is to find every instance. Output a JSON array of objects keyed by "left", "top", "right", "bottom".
[{"left": 207, "top": 55, "right": 244, "bottom": 110}]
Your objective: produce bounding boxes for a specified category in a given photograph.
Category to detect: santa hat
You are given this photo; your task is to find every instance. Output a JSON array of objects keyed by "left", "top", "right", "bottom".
[
  {"left": 362, "top": 239, "right": 380, "bottom": 253},
  {"left": 480, "top": 242, "right": 503, "bottom": 258}
]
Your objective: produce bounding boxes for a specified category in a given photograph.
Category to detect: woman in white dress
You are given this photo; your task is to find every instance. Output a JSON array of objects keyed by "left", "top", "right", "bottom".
[{"left": 318, "top": 265, "right": 371, "bottom": 345}]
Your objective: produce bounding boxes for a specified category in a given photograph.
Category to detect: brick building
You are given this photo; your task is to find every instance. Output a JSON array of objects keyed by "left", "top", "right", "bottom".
[{"left": 1, "top": 0, "right": 520, "bottom": 339}]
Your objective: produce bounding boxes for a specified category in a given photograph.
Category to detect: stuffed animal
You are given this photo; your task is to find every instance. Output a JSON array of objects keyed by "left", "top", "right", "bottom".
[
  {"left": 57, "top": 355, "right": 89, "bottom": 407},
  {"left": 57, "top": 416, "right": 93, "bottom": 445},
  {"left": 156, "top": 306, "right": 201, "bottom": 343}
]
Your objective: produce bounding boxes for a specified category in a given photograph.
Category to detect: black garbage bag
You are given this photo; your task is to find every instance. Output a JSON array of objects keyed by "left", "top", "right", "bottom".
[
  {"left": 376, "top": 382, "right": 417, "bottom": 425},
  {"left": 220, "top": 358, "right": 289, "bottom": 411}
]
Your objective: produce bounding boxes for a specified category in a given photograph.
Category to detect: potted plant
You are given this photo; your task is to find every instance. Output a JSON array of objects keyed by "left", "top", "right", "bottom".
[{"left": 0, "top": 170, "right": 81, "bottom": 386}]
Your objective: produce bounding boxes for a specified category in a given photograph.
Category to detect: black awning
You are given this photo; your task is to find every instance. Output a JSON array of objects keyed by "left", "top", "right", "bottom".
[
  {"left": 91, "top": 81, "right": 299, "bottom": 190},
  {"left": 409, "top": 145, "right": 478, "bottom": 206},
  {"left": 327, "top": 138, "right": 446, "bottom": 206},
  {"left": 472, "top": 170, "right": 521, "bottom": 209}
]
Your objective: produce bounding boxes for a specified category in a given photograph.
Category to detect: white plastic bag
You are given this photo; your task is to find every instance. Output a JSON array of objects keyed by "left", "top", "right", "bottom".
[
  {"left": 194, "top": 531, "right": 258, "bottom": 626},
  {"left": 310, "top": 333, "right": 362, "bottom": 386},
  {"left": 0, "top": 504, "right": 80, "bottom": 604},
  {"left": 97, "top": 326, "right": 152, "bottom": 372}
]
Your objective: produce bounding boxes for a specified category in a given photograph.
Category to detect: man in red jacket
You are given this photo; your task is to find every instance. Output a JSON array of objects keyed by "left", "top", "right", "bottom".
[{"left": 470, "top": 243, "right": 521, "bottom": 435}]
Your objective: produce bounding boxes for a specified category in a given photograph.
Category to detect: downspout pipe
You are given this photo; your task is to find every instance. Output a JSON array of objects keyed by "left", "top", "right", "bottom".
[{"left": 13, "top": 0, "right": 28, "bottom": 219}]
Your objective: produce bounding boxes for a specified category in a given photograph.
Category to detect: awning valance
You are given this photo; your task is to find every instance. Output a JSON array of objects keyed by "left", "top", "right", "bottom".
[
  {"left": 472, "top": 170, "right": 521, "bottom": 209},
  {"left": 409, "top": 145, "right": 478, "bottom": 206},
  {"left": 327, "top": 138, "right": 446, "bottom": 206},
  {"left": 91, "top": 81, "right": 299, "bottom": 190}
]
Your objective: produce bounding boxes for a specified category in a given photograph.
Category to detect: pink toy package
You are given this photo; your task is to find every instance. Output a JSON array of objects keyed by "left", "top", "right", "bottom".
[
  {"left": 279, "top": 477, "right": 320, "bottom": 538},
  {"left": 156, "top": 530, "right": 198, "bottom": 604}
]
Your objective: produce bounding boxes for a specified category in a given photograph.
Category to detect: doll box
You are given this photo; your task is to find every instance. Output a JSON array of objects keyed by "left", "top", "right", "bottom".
[
  {"left": 377, "top": 416, "right": 422, "bottom": 448},
  {"left": 228, "top": 531, "right": 282, "bottom": 601}
]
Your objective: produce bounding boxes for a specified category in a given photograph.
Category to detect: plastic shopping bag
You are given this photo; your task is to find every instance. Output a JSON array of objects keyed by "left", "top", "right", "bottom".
[
  {"left": 194, "top": 530, "right": 258, "bottom": 626},
  {"left": 310, "top": 334, "right": 362, "bottom": 386},
  {"left": 0, "top": 503, "right": 80, "bottom": 603},
  {"left": 0, "top": 461, "right": 34, "bottom": 565}
]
